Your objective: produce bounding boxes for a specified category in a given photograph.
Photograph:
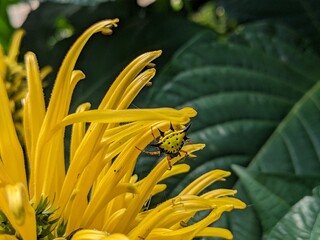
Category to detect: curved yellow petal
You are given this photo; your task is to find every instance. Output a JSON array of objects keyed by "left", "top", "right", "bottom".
[
  {"left": 57, "top": 50, "right": 164, "bottom": 214},
  {"left": 63, "top": 154, "right": 109, "bottom": 233},
  {"left": 103, "top": 233, "right": 130, "bottom": 240},
  {"left": 110, "top": 143, "right": 205, "bottom": 233},
  {"left": 117, "top": 68, "right": 156, "bottom": 109},
  {"left": 99, "top": 50, "right": 161, "bottom": 110},
  {"left": 102, "top": 208, "right": 127, "bottom": 232},
  {"left": 0, "top": 184, "right": 36, "bottom": 240},
  {"left": 57, "top": 108, "right": 192, "bottom": 129},
  {"left": 39, "top": 65, "right": 52, "bottom": 79},
  {"left": 80, "top": 137, "right": 141, "bottom": 227},
  {"left": 201, "top": 189, "right": 238, "bottom": 198},
  {"left": 159, "top": 164, "right": 190, "bottom": 182},
  {"left": 127, "top": 195, "right": 212, "bottom": 239},
  {"left": 0, "top": 17, "right": 247, "bottom": 240},
  {"left": 0, "top": 75, "right": 26, "bottom": 186},
  {"left": 147, "top": 226, "right": 233, "bottom": 240},
  {"left": 70, "top": 229, "right": 129, "bottom": 240},
  {"left": 145, "top": 205, "right": 233, "bottom": 240},
  {"left": 178, "top": 170, "right": 231, "bottom": 195},
  {"left": 34, "top": 19, "right": 118, "bottom": 202},
  {"left": 46, "top": 19, "right": 118, "bottom": 129},
  {"left": 24, "top": 52, "right": 46, "bottom": 195},
  {"left": 0, "top": 235, "right": 19, "bottom": 240},
  {"left": 8, "top": 30, "right": 25, "bottom": 62},
  {"left": 0, "top": 47, "right": 6, "bottom": 79},
  {"left": 196, "top": 227, "right": 233, "bottom": 239},
  {"left": 208, "top": 197, "right": 246, "bottom": 209},
  {"left": 70, "top": 102, "right": 91, "bottom": 162}
]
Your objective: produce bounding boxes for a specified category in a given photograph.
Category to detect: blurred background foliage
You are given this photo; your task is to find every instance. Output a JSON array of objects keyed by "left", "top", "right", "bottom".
[{"left": 2, "top": 0, "right": 320, "bottom": 239}]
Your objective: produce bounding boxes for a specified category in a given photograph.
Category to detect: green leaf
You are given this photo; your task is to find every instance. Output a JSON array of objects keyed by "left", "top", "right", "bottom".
[
  {"left": 267, "top": 186, "right": 320, "bottom": 240},
  {"left": 140, "top": 23, "right": 320, "bottom": 239},
  {"left": 233, "top": 165, "right": 320, "bottom": 233},
  {"left": 0, "top": 0, "right": 16, "bottom": 50},
  {"left": 249, "top": 80, "right": 320, "bottom": 174},
  {"left": 219, "top": 0, "right": 320, "bottom": 53}
]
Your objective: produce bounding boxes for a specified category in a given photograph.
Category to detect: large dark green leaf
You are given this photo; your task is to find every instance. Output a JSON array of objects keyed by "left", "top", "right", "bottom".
[
  {"left": 218, "top": 0, "right": 320, "bottom": 52},
  {"left": 267, "top": 186, "right": 320, "bottom": 240},
  {"left": 249, "top": 80, "right": 320, "bottom": 174},
  {"left": 233, "top": 165, "right": 320, "bottom": 235},
  {"left": 138, "top": 23, "right": 320, "bottom": 239}
]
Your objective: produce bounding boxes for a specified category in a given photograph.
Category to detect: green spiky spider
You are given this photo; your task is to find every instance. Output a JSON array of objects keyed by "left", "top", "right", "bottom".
[{"left": 137, "top": 122, "right": 192, "bottom": 169}]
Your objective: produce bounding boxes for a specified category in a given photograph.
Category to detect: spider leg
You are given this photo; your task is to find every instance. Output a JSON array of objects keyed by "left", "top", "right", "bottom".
[
  {"left": 135, "top": 146, "right": 161, "bottom": 156},
  {"left": 180, "top": 149, "right": 195, "bottom": 162}
]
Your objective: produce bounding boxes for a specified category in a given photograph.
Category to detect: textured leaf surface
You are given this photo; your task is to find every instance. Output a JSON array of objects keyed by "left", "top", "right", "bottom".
[
  {"left": 250, "top": 80, "right": 320, "bottom": 174},
  {"left": 140, "top": 24, "right": 320, "bottom": 239},
  {"left": 219, "top": 0, "right": 320, "bottom": 52},
  {"left": 267, "top": 186, "right": 320, "bottom": 240},
  {"left": 233, "top": 165, "right": 320, "bottom": 233}
]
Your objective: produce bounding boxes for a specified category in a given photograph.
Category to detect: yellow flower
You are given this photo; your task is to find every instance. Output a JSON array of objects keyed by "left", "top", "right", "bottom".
[
  {"left": 0, "top": 19, "right": 245, "bottom": 240},
  {"left": 0, "top": 30, "right": 51, "bottom": 143}
]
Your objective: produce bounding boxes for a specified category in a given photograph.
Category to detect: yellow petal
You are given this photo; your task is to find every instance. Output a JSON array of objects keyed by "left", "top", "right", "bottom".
[
  {"left": 39, "top": 65, "right": 52, "bottom": 79},
  {"left": 159, "top": 164, "right": 190, "bottom": 182},
  {"left": 70, "top": 102, "right": 91, "bottom": 162},
  {"left": 111, "top": 144, "right": 205, "bottom": 233},
  {"left": 0, "top": 46, "right": 6, "bottom": 79},
  {"left": 149, "top": 184, "right": 167, "bottom": 197},
  {"left": 24, "top": 52, "right": 46, "bottom": 186},
  {"left": 103, "top": 234, "right": 130, "bottom": 240},
  {"left": 70, "top": 229, "right": 129, "bottom": 240},
  {"left": 0, "top": 183, "right": 36, "bottom": 239},
  {"left": 46, "top": 19, "right": 118, "bottom": 130},
  {"left": 8, "top": 30, "right": 25, "bottom": 62},
  {"left": 145, "top": 205, "right": 233, "bottom": 240},
  {"left": 102, "top": 208, "right": 127, "bottom": 232},
  {"left": 80, "top": 139, "right": 140, "bottom": 227},
  {"left": 146, "top": 226, "right": 233, "bottom": 240},
  {"left": 82, "top": 175, "right": 139, "bottom": 228},
  {"left": 208, "top": 197, "right": 246, "bottom": 209},
  {"left": 178, "top": 170, "right": 231, "bottom": 195},
  {"left": 34, "top": 19, "right": 118, "bottom": 202},
  {"left": 58, "top": 114, "right": 193, "bottom": 219},
  {"left": 0, "top": 235, "right": 19, "bottom": 240},
  {"left": 0, "top": 75, "right": 26, "bottom": 186},
  {"left": 127, "top": 195, "right": 212, "bottom": 239},
  {"left": 64, "top": 159, "right": 100, "bottom": 232},
  {"left": 56, "top": 108, "right": 192, "bottom": 129},
  {"left": 99, "top": 50, "right": 161, "bottom": 110},
  {"left": 201, "top": 189, "right": 238, "bottom": 198},
  {"left": 117, "top": 68, "right": 156, "bottom": 109},
  {"left": 196, "top": 227, "right": 233, "bottom": 239}
]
